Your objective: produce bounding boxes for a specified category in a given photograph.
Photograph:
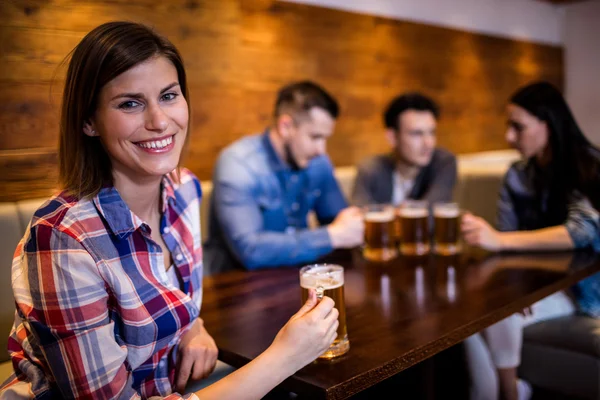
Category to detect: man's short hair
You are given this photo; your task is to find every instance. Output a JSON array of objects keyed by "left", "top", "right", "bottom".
[
  {"left": 274, "top": 80, "right": 339, "bottom": 121},
  {"left": 383, "top": 92, "right": 440, "bottom": 131}
]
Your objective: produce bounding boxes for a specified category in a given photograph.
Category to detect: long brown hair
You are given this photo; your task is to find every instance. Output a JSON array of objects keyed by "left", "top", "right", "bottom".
[
  {"left": 59, "top": 21, "right": 190, "bottom": 198},
  {"left": 510, "top": 81, "right": 600, "bottom": 224}
]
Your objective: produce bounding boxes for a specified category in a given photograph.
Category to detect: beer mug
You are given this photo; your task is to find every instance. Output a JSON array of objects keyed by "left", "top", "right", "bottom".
[
  {"left": 398, "top": 200, "right": 430, "bottom": 255},
  {"left": 362, "top": 204, "right": 398, "bottom": 262},
  {"left": 433, "top": 201, "right": 461, "bottom": 255},
  {"left": 299, "top": 264, "right": 349, "bottom": 359}
]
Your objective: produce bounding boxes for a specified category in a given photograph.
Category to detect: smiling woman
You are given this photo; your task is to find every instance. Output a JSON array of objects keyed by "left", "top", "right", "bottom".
[
  {"left": 84, "top": 56, "right": 189, "bottom": 192},
  {"left": 0, "top": 21, "right": 339, "bottom": 400},
  {"left": 58, "top": 22, "right": 191, "bottom": 199}
]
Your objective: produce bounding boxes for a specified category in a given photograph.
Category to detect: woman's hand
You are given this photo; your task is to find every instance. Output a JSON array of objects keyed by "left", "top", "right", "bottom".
[
  {"left": 269, "top": 289, "right": 339, "bottom": 373},
  {"left": 461, "top": 212, "right": 504, "bottom": 252},
  {"left": 175, "top": 318, "right": 218, "bottom": 393}
]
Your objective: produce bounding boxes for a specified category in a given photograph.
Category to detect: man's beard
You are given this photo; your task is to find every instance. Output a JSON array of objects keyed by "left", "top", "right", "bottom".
[{"left": 284, "top": 141, "right": 302, "bottom": 170}]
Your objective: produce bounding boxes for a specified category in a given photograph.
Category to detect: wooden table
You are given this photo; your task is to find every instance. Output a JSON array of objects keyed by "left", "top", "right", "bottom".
[{"left": 200, "top": 249, "right": 600, "bottom": 399}]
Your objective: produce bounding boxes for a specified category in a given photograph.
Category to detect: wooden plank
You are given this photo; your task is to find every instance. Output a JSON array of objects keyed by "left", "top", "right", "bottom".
[
  {"left": 0, "top": 0, "right": 564, "bottom": 201},
  {"left": 0, "top": 149, "right": 58, "bottom": 202},
  {"left": 0, "top": 82, "right": 61, "bottom": 150}
]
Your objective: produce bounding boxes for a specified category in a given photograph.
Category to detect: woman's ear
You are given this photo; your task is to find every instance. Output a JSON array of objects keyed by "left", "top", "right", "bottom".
[{"left": 83, "top": 120, "right": 98, "bottom": 137}]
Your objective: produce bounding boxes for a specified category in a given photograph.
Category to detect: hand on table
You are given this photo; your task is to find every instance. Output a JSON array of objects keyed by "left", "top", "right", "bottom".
[
  {"left": 328, "top": 206, "right": 365, "bottom": 249},
  {"left": 460, "top": 212, "right": 503, "bottom": 252},
  {"left": 175, "top": 318, "right": 218, "bottom": 392}
]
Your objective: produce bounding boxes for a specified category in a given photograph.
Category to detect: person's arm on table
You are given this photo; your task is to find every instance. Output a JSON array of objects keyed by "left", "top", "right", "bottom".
[
  {"left": 194, "top": 290, "right": 338, "bottom": 400},
  {"left": 213, "top": 153, "right": 363, "bottom": 269},
  {"left": 461, "top": 196, "right": 600, "bottom": 252}
]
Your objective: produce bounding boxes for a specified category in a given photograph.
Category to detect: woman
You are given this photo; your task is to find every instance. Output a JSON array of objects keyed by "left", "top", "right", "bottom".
[
  {"left": 461, "top": 81, "right": 600, "bottom": 400},
  {"left": 0, "top": 21, "right": 339, "bottom": 399}
]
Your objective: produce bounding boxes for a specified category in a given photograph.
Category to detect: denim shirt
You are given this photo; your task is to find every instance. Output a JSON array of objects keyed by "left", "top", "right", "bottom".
[
  {"left": 204, "top": 130, "right": 347, "bottom": 272},
  {"left": 497, "top": 160, "right": 600, "bottom": 317}
]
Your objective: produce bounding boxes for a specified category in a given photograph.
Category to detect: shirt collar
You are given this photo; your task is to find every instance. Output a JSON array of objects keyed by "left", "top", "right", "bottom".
[
  {"left": 93, "top": 173, "right": 178, "bottom": 239},
  {"left": 262, "top": 128, "right": 292, "bottom": 173},
  {"left": 161, "top": 172, "right": 178, "bottom": 213}
]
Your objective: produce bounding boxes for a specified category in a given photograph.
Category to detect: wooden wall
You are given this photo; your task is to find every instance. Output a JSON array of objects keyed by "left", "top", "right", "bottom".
[{"left": 0, "top": 0, "right": 563, "bottom": 201}]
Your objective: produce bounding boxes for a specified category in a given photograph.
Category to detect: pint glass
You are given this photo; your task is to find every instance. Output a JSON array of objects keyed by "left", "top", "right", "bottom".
[
  {"left": 299, "top": 264, "right": 349, "bottom": 359},
  {"left": 433, "top": 202, "right": 461, "bottom": 255},
  {"left": 363, "top": 204, "right": 398, "bottom": 261},
  {"left": 398, "top": 200, "right": 430, "bottom": 255}
]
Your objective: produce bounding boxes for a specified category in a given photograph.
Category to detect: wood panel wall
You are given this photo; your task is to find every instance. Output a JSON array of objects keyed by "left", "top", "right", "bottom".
[{"left": 0, "top": 0, "right": 563, "bottom": 202}]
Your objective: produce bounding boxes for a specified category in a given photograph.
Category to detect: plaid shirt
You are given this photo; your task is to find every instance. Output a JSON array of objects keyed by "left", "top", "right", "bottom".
[{"left": 1, "top": 169, "right": 203, "bottom": 399}]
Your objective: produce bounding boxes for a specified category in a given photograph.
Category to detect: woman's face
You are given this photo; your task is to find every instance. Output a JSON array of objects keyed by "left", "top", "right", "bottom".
[
  {"left": 505, "top": 104, "right": 549, "bottom": 159},
  {"left": 85, "top": 55, "right": 188, "bottom": 182}
]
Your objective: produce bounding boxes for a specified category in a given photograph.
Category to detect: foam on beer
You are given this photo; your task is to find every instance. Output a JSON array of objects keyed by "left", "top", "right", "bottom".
[
  {"left": 433, "top": 207, "right": 460, "bottom": 218},
  {"left": 398, "top": 207, "right": 428, "bottom": 218},
  {"left": 300, "top": 267, "right": 344, "bottom": 289},
  {"left": 364, "top": 210, "right": 394, "bottom": 222}
]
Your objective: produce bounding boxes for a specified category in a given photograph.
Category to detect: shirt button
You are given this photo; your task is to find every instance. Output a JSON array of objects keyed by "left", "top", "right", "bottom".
[
  {"left": 175, "top": 254, "right": 183, "bottom": 261},
  {"left": 290, "top": 175, "right": 298, "bottom": 183},
  {"left": 163, "top": 227, "right": 170, "bottom": 234},
  {"left": 313, "top": 189, "right": 321, "bottom": 197},
  {"left": 291, "top": 202, "right": 299, "bottom": 211}
]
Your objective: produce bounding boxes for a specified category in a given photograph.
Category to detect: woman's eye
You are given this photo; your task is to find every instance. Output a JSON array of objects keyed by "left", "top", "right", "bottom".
[
  {"left": 118, "top": 100, "right": 141, "bottom": 110},
  {"left": 161, "top": 92, "right": 178, "bottom": 101}
]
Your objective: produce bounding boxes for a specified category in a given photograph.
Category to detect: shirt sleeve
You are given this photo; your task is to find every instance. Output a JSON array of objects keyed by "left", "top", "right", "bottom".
[
  {"left": 212, "top": 152, "right": 334, "bottom": 270},
  {"left": 313, "top": 157, "right": 347, "bottom": 225},
  {"left": 564, "top": 193, "right": 600, "bottom": 251},
  {"left": 350, "top": 160, "right": 377, "bottom": 207},
  {"left": 496, "top": 170, "right": 520, "bottom": 232},
  {"left": 420, "top": 152, "right": 458, "bottom": 204},
  {"left": 13, "top": 225, "right": 193, "bottom": 400}
]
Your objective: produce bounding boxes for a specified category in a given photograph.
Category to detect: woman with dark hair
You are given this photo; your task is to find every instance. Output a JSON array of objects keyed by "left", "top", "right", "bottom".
[
  {"left": 0, "top": 21, "right": 338, "bottom": 399},
  {"left": 460, "top": 81, "right": 600, "bottom": 400}
]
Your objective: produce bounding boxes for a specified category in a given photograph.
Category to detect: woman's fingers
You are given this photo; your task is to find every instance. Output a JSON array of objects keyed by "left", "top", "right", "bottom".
[{"left": 175, "top": 354, "right": 193, "bottom": 392}]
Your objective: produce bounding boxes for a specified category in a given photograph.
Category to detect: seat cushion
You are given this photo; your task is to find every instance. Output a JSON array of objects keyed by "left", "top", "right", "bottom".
[
  {"left": 520, "top": 342, "right": 599, "bottom": 399},
  {"left": 0, "top": 360, "right": 13, "bottom": 383},
  {"left": 16, "top": 198, "right": 47, "bottom": 234},
  {"left": 0, "top": 203, "right": 22, "bottom": 364},
  {"left": 523, "top": 315, "right": 600, "bottom": 357}
]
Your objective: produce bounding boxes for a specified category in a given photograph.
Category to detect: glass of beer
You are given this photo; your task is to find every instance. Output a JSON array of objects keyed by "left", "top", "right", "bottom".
[
  {"left": 433, "top": 201, "right": 461, "bottom": 255},
  {"left": 398, "top": 200, "right": 430, "bottom": 255},
  {"left": 362, "top": 204, "right": 398, "bottom": 262},
  {"left": 299, "top": 264, "right": 349, "bottom": 359}
]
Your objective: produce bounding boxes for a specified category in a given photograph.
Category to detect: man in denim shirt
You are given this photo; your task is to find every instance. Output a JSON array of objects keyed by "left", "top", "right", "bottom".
[{"left": 204, "top": 81, "right": 364, "bottom": 273}]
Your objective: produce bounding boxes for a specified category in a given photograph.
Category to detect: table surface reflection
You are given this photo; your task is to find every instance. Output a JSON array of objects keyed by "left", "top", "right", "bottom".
[{"left": 200, "top": 249, "right": 600, "bottom": 400}]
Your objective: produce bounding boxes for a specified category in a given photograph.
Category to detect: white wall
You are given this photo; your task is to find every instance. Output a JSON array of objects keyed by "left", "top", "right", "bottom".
[
  {"left": 564, "top": 1, "right": 600, "bottom": 145},
  {"left": 281, "top": 0, "right": 565, "bottom": 45}
]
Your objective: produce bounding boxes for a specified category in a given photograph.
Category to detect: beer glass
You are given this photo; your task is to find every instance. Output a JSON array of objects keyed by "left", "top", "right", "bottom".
[
  {"left": 398, "top": 200, "right": 430, "bottom": 255},
  {"left": 393, "top": 207, "right": 402, "bottom": 246},
  {"left": 363, "top": 204, "right": 398, "bottom": 262},
  {"left": 433, "top": 201, "right": 461, "bottom": 255},
  {"left": 299, "top": 264, "right": 349, "bottom": 359}
]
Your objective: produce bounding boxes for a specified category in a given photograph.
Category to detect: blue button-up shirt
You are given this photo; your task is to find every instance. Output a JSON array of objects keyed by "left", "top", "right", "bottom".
[
  {"left": 498, "top": 159, "right": 600, "bottom": 317},
  {"left": 204, "top": 130, "right": 347, "bottom": 272}
]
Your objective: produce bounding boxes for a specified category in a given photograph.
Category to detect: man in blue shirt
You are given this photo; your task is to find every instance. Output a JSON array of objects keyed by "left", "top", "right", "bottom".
[{"left": 204, "top": 81, "right": 364, "bottom": 273}]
